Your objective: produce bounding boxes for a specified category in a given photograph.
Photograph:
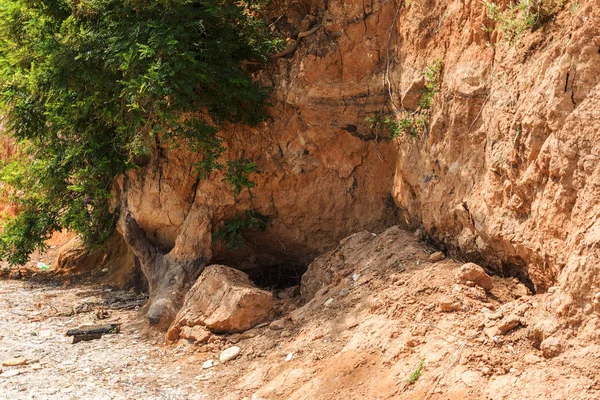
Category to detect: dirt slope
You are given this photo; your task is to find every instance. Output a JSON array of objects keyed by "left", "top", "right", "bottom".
[{"left": 3, "top": 227, "right": 598, "bottom": 399}]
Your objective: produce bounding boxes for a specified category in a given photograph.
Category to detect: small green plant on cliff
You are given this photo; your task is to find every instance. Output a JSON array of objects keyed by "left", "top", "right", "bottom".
[
  {"left": 224, "top": 159, "right": 258, "bottom": 195},
  {"left": 366, "top": 113, "right": 402, "bottom": 139},
  {"left": 366, "top": 112, "right": 424, "bottom": 139},
  {"left": 213, "top": 211, "right": 268, "bottom": 250},
  {"left": 484, "top": 0, "right": 566, "bottom": 45},
  {"left": 0, "top": 0, "right": 282, "bottom": 265},
  {"left": 408, "top": 359, "right": 424, "bottom": 384},
  {"left": 366, "top": 59, "right": 443, "bottom": 139},
  {"left": 419, "top": 59, "right": 443, "bottom": 110}
]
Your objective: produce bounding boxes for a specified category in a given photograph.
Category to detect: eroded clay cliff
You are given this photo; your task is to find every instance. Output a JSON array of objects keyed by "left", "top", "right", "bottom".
[{"left": 97, "top": 0, "right": 600, "bottom": 324}]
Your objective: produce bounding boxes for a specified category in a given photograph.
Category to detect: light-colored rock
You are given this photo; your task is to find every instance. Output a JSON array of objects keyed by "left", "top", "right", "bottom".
[
  {"left": 456, "top": 263, "right": 493, "bottom": 290},
  {"left": 529, "top": 318, "right": 561, "bottom": 348},
  {"left": 461, "top": 370, "right": 480, "bottom": 387},
  {"left": 429, "top": 251, "right": 445, "bottom": 262},
  {"left": 167, "top": 265, "right": 274, "bottom": 342},
  {"left": 540, "top": 336, "right": 565, "bottom": 359},
  {"left": 269, "top": 319, "right": 285, "bottom": 331},
  {"left": 0, "top": 370, "right": 21, "bottom": 378},
  {"left": 179, "top": 325, "right": 211, "bottom": 343},
  {"left": 202, "top": 360, "right": 217, "bottom": 369},
  {"left": 496, "top": 316, "right": 521, "bottom": 334},
  {"left": 485, "top": 315, "right": 521, "bottom": 338},
  {"left": 438, "top": 296, "right": 462, "bottom": 312},
  {"left": 219, "top": 346, "right": 241, "bottom": 363},
  {"left": 2, "top": 357, "right": 27, "bottom": 367}
]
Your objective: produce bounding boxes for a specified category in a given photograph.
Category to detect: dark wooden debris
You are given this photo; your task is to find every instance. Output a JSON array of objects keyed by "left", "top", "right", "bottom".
[
  {"left": 67, "top": 323, "right": 121, "bottom": 343},
  {"left": 72, "top": 333, "right": 103, "bottom": 344}
]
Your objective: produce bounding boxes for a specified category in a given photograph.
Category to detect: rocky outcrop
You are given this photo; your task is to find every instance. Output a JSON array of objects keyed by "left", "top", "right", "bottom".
[
  {"left": 89, "top": 0, "right": 599, "bottom": 327},
  {"left": 54, "top": 232, "right": 139, "bottom": 290},
  {"left": 166, "top": 265, "right": 274, "bottom": 342},
  {"left": 386, "top": 1, "right": 600, "bottom": 309}
]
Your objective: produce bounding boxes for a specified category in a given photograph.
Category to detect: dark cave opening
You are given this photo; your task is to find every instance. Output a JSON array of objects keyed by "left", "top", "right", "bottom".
[{"left": 245, "top": 262, "right": 307, "bottom": 291}]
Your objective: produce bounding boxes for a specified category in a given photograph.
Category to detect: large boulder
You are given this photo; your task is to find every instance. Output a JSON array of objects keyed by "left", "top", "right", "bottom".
[{"left": 167, "top": 265, "right": 273, "bottom": 342}]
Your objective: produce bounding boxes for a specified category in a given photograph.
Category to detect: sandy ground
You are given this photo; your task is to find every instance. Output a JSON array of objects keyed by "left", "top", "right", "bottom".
[{"left": 0, "top": 279, "right": 207, "bottom": 400}]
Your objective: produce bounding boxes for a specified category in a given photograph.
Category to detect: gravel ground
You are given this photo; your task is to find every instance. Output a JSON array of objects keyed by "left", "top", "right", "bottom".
[{"left": 0, "top": 279, "right": 208, "bottom": 400}]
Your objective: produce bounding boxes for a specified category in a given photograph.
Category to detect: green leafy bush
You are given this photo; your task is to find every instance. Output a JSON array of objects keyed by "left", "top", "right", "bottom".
[
  {"left": 213, "top": 211, "right": 268, "bottom": 250},
  {"left": 419, "top": 59, "right": 443, "bottom": 110},
  {"left": 366, "top": 112, "right": 423, "bottom": 139},
  {"left": 484, "top": 0, "right": 566, "bottom": 44},
  {"left": 0, "top": 0, "right": 281, "bottom": 264}
]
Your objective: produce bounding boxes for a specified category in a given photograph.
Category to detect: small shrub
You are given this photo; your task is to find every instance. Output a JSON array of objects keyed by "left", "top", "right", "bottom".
[
  {"left": 213, "top": 211, "right": 268, "bottom": 250},
  {"left": 223, "top": 159, "right": 257, "bottom": 195},
  {"left": 484, "top": 0, "right": 566, "bottom": 45},
  {"left": 408, "top": 360, "right": 424, "bottom": 384},
  {"left": 419, "top": 59, "right": 443, "bottom": 110},
  {"left": 366, "top": 113, "right": 402, "bottom": 139}
]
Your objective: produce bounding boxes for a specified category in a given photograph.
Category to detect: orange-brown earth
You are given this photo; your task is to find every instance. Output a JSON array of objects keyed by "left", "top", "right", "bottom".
[
  {"left": 2, "top": 0, "right": 600, "bottom": 398},
  {"left": 2, "top": 227, "right": 599, "bottom": 399}
]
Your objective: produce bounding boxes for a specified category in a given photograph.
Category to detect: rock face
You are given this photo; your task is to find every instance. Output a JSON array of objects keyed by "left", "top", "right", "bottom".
[
  {"left": 166, "top": 265, "right": 274, "bottom": 342},
  {"left": 386, "top": 2, "right": 600, "bottom": 306},
  {"left": 73, "top": 0, "right": 599, "bottom": 323},
  {"left": 54, "top": 233, "right": 139, "bottom": 290}
]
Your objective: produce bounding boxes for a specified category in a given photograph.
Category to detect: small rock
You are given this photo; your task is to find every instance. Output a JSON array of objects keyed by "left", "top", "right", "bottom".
[
  {"left": 285, "top": 352, "right": 294, "bottom": 362},
  {"left": 486, "top": 315, "right": 520, "bottom": 338},
  {"left": 220, "top": 346, "right": 241, "bottom": 363},
  {"left": 461, "top": 370, "right": 480, "bottom": 387},
  {"left": 429, "top": 251, "right": 446, "bottom": 262},
  {"left": 481, "top": 367, "right": 491, "bottom": 376},
  {"left": 352, "top": 273, "right": 361, "bottom": 281},
  {"left": 414, "top": 229, "right": 426, "bottom": 241},
  {"left": 487, "top": 311, "right": 503, "bottom": 321},
  {"left": 523, "top": 353, "right": 542, "bottom": 364},
  {"left": 180, "top": 325, "right": 211, "bottom": 344},
  {"left": 439, "top": 296, "right": 462, "bottom": 312},
  {"left": 269, "top": 319, "right": 285, "bottom": 331},
  {"left": 202, "top": 360, "right": 217, "bottom": 369},
  {"left": 2, "top": 357, "right": 27, "bottom": 367},
  {"left": 324, "top": 298, "right": 334, "bottom": 307},
  {"left": 101, "top": 268, "right": 109, "bottom": 273},
  {"left": 540, "top": 336, "right": 565, "bottom": 359},
  {"left": 456, "top": 263, "right": 493, "bottom": 290},
  {"left": 228, "top": 334, "right": 241, "bottom": 344},
  {"left": 0, "top": 370, "right": 21, "bottom": 378},
  {"left": 496, "top": 315, "right": 521, "bottom": 334}
]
